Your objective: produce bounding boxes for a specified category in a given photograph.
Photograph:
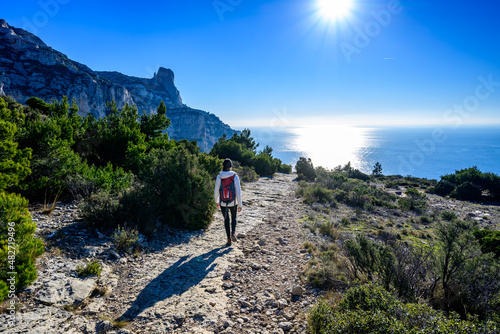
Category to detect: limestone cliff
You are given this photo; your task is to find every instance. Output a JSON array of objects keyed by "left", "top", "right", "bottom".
[{"left": 0, "top": 19, "right": 234, "bottom": 151}]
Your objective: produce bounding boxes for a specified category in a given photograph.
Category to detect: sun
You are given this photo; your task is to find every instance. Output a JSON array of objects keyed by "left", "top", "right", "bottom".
[{"left": 317, "top": 0, "right": 353, "bottom": 21}]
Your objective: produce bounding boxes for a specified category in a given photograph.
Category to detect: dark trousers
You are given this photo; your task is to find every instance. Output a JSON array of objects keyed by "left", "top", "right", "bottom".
[{"left": 220, "top": 205, "right": 237, "bottom": 239}]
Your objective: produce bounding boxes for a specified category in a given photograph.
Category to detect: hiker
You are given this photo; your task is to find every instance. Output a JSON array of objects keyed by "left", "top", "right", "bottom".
[{"left": 214, "top": 158, "right": 242, "bottom": 246}]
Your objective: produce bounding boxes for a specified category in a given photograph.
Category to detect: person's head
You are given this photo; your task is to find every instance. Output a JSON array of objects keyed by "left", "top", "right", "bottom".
[{"left": 222, "top": 158, "right": 233, "bottom": 171}]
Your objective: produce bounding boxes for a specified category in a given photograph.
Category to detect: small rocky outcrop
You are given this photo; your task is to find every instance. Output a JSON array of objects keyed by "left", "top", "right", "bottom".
[{"left": 0, "top": 19, "right": 235, "bottom": 151}]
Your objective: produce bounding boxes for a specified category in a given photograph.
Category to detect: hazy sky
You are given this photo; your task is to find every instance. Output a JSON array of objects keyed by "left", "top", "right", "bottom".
[{"left": 3, "top": 0, "right": 500, "bottom": 127}]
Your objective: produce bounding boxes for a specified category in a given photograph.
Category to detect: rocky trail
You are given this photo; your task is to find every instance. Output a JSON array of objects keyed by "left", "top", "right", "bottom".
[{"left": 1, "top": 173, "right": 319, "bottom": 333}]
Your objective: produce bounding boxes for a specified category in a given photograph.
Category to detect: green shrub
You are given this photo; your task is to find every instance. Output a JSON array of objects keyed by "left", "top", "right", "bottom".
[
  {"left": 296, "top": 157, "right": 316, "bottom": 181},
  {"left": 253, "top": 153, "right": 278, "bottom": 176},
  {"left": 197, "top": 153, "right": 222, "bottom": 179},
  {"left": 419, "top": 215, "right": 434, "bottom": 225},
  {"left": 234, "top": 165, "right": 259, "bottom": 182},
  {"left": 317, "top": 220, "right": 339, "bottom": 240},
  {"left": 450, "top": 181, "right": 482, "bottom": 202},
  {"left": 76, "top": 260, "right": 102, "bottom": 277},
  {"left": 278, "top": 163, "right": 292, "bottom": 174},
  {"left": 434, "top": 167, "right": 500, "bottom": 201},
  {"left": 0, "top": 111, "right": 31, "bottom": 190},
  {"left": 308, "top": 283, "right": 497, "bottom": 334},
  {"left": 398, "top": 188, "right": 427, "bottom": 212},
  {"left": 210, "top": 136, "right": 255, "bottom": 167},
  {"left": 0, "top": 98, "right": 44, "bottom": 302},
  {"left": 112, "top": 225, "right": 139, "bottom": 254},
  {"left": 137, "top": 147, "right": 216, "bottom": 230},
  {"left": 344, "top": 234, "right": 378, "bottom": 280},
  {"left": 66, "top": 162, "right": 133, "bottom": 200},
  {"left": 299, "top": 184, "right": 335, "bottom": 205},
  {"left": 473, "top": 229, "right": 500, "bottom": 259},
  {"left": 349, "top": 168, "right": 370, "bottom": 181},
  {"left": 0, "top": 192, "right": 44, "bottom": 302},
  {"left": 79, "top": 190, "right": 122, "bottom": 230},
  {"left": 433, "top": 179, "right": 456, "bottom": 196},
  {"left": 441, "top": 210, "right": 458, "bottom": 221}
]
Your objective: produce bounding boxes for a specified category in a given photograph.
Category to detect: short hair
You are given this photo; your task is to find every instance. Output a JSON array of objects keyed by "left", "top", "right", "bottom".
[{"left": 222, "top": 158, "right": 233, "bottom": 171}]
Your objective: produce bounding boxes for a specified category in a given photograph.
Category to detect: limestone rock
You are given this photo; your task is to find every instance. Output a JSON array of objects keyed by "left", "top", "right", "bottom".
[
  {"left": 291, "top": 286, "right": 304, "bottom": 297},
  {"left": 0, "top": 19, "right": 235, "bottom": 151},
  {"left": 36, "top": 276, "right": 96, "bottom": 306},
  {"left": 223, "top": 270, "right": 231, "bottom": 280},
  {"left": 278, "top": 321, "right": 293, "bottom": 331},
  {"left": 0, "top": 306, "right": 72, "bottom": 333}
]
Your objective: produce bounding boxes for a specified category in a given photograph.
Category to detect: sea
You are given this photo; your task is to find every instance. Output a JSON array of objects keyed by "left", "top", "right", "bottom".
[{"left": 241, "top": 125, "right": 500, "bottom": 180}]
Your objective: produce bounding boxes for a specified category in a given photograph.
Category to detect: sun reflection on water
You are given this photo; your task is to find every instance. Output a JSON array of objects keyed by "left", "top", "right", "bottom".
[{"left": 290, "top": 125, "right": 375, "bottom": 171}]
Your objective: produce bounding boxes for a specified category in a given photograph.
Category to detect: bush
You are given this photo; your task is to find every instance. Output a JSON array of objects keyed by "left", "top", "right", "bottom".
[
  {"left": 450, "top": 181, "right": 482, "bottom": 202},
  {"left": 79, "top": 190, "right": 122, "bottom": 230},
  {"left": 197, "top": 153, "right": 222, "bottom": 179},
  {"left": 137, "top": 147, "right": 216, "bottom": 230},
  {"left": 253, "top": 153, "right": 278, "bottom": 176},
  {"left": 210, "top": 136, "right": 255, "bottom": 167},
  {"left": 278, "top": 163, "right": 292, "bottom": 174},
  {"left": 433, "top": 179, "right": 456, "bottom": 196},
  {"left": 112, "top": 225, "right": 139, "bottom": 254},
  {"left": 0, "top": 192, "right": 44, "bottom": 302},
  {"left": 441, "top": 210, "right": 458, "bottom": 221},
  {"left": 234, "top": 165, "right": 259, "bottom": 182},
  {"left": 434, "top": 167, "right": 500, "bottom": 201},
  {"left": 0, "top": 98, "right": 44, "bottom": 302},
  {"left": 308, "top": 283, "right": 497, "bottom": 334},
  {"left": 297, "top": 184, "right": 335, "bottom": 205},
  {"left": 76, "top": 260, "right": 102, "bottom": 277},
  {"left": 296, "top": 157, "right": 316, "bottom": 181},
  {"left": 0, "top": 118, "right": 31, "bottom": 190},
  {"left": 473, "top": 229, "right": 500, "bottom": 259},
  {"left": 344, "top": 234, "right": 378, "bottom": 281},
  {"left": 398, "top": 188, "right": 427, "bottom": 212},
  {"left": 66, "top": 163, "right": 133, "bottom": 200}
]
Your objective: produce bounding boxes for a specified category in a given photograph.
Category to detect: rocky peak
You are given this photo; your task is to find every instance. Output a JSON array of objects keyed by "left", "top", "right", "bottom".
[
  {"left": 0, "top": 19, "right": 235, "bottom": 151},
  {"left": 155, "top": 67, "right": 174, "bottom": 87},
  {"left": 154, "top": 67, "right": 182, "bottom": 106},
  {"left": 0, "top": 18, "right": 48, "bottom": 49}
]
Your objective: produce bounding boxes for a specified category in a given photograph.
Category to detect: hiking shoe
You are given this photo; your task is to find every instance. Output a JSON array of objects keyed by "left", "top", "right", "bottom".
[
  {"left": 231, "top": 234, "right": 238, "bottom": 243},
  {"left": 226, "top": 238, "right": 232, "bottom": 247}
]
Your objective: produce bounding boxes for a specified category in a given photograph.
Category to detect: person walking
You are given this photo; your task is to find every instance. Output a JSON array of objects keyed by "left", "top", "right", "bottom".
[{"left": 214, "top": 158, "right": 242, "bottom": 247}]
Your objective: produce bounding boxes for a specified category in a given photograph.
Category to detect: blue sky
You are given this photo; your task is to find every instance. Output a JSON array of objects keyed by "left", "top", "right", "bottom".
[{"left": 3, "top": 0, "right": 500, "bottom": 127}]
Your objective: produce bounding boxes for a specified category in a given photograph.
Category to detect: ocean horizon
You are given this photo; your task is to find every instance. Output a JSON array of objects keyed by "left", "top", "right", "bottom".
[{"left": 241, "top": 125, "right": 500, "bottom": 180}]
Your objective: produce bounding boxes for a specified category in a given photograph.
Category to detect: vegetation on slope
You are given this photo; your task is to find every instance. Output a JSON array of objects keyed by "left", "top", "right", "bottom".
[
  {"left": 0, "top": 94, "right": 287, "bottom": 301},
  {"left": 295, "top": 158, "right": 500, "bottom": 332}
]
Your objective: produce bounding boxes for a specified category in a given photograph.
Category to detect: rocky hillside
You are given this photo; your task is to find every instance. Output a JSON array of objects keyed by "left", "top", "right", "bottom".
[
  {"left": 1, "top": 173, "right": 318, "bottom": 333},
  {"left": 0, "top": 19, "right": 234, "bottom": 151}
]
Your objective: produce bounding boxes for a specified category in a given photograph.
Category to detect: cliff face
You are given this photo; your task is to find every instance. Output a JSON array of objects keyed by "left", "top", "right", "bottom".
[{"left": 0, "top": 19, "right": 234, "bottom": 151}]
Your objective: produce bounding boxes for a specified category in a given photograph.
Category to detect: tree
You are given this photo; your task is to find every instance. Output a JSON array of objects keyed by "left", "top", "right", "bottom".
[
  {"left": 0, "top": 97, "right": 44, "bottom": 302},
  {"left": 434, "top": 220, "right": 479, "bottom": 312},
  {"left": 372, "top": 162, "right": 383, "bottom": 177},
  {"left": 296, "top": 157, "right": 316, "bottom": 181},
  {"left": 231, "top": 128, "right": 258, "bottom": 152}
]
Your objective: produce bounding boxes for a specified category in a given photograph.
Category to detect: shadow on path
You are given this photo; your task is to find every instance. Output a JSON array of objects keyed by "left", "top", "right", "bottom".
[{"left": 119, "top": 247, "right": 231, "bottom": 321}]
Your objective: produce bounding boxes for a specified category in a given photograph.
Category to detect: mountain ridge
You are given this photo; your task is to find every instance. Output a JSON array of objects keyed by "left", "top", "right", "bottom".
[{"left": 0, "top": 18, "right": 234, "bottom": 151}]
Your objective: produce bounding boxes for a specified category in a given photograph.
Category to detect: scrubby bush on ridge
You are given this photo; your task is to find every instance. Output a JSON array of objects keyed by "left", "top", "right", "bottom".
[
  {"left": 308, "top": 283, "right": 498, "bottom": 333},
  {"left": 433, "top": 166, "right": 500, "bottom": 201}
]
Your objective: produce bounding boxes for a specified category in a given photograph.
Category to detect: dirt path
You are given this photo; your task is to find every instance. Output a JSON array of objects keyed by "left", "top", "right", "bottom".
[{"left": 2, "top": 173, "right": 318, "bottom": 333}]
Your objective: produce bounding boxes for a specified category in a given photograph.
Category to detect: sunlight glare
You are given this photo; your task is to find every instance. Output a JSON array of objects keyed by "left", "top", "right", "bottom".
[
  {"left": 290, "top": 125, "right": 370, "bottom": 171},
  {"left": 318, "top": 0, "right": 353, "bottom": 21}
]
